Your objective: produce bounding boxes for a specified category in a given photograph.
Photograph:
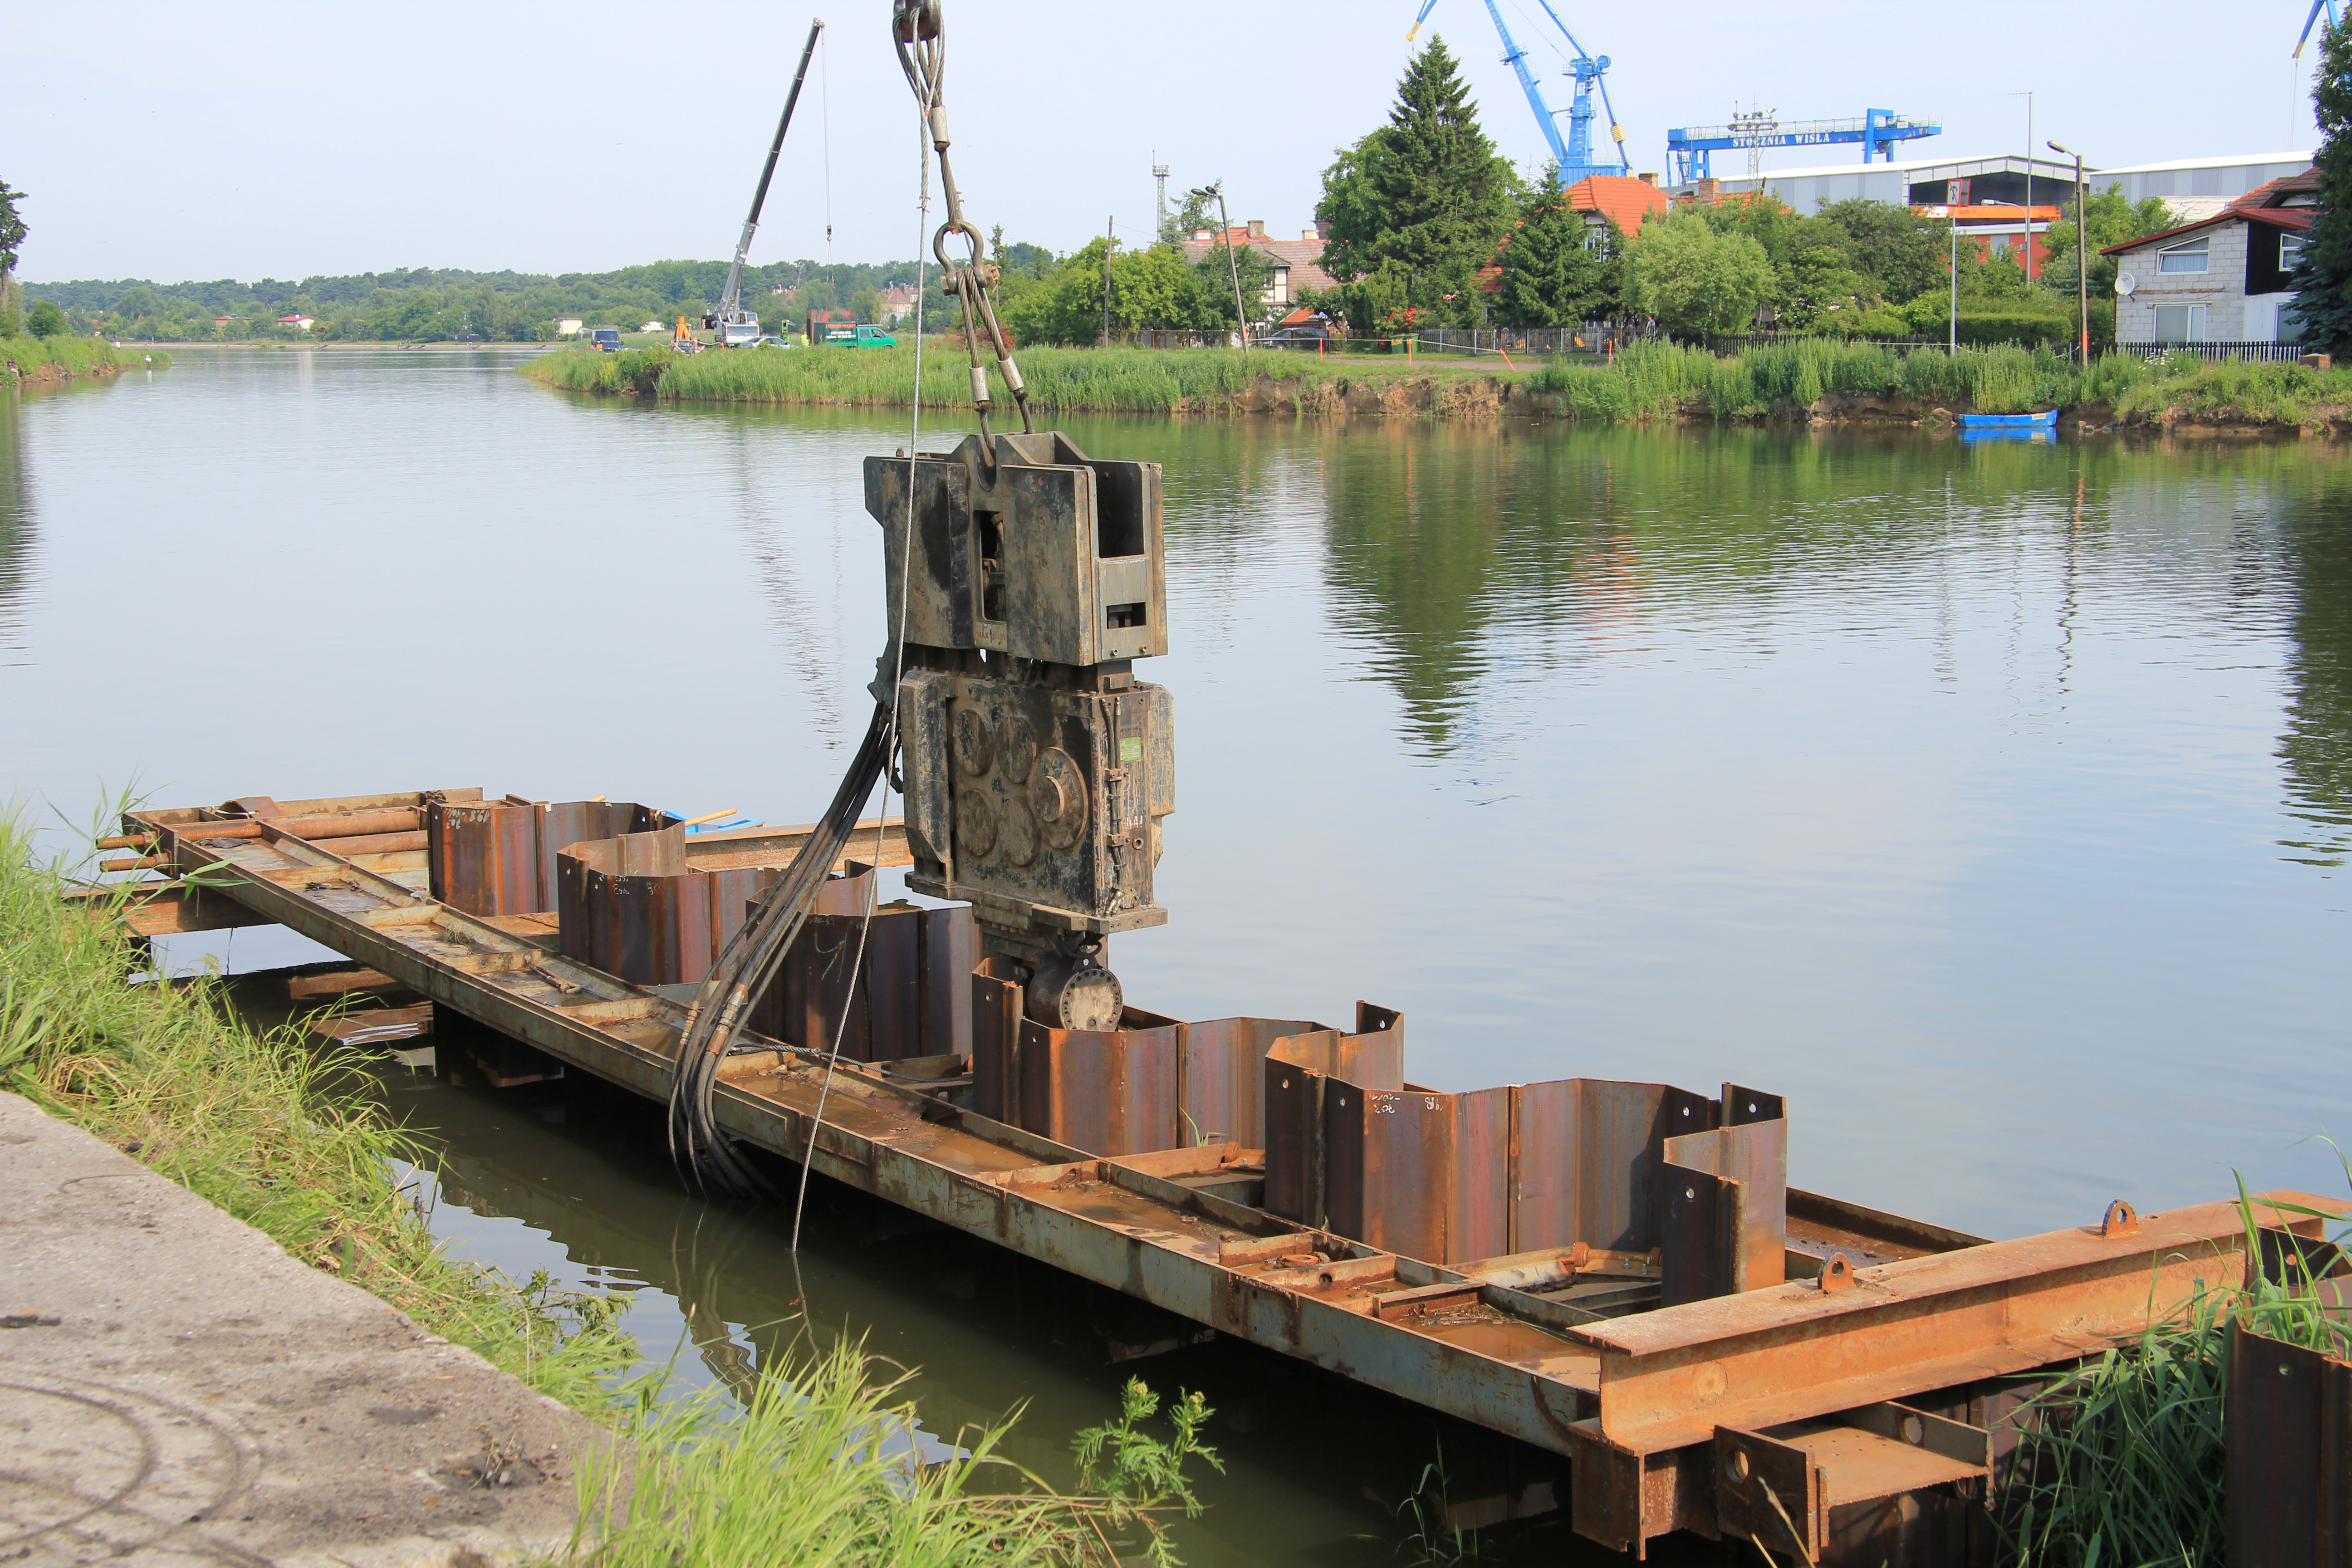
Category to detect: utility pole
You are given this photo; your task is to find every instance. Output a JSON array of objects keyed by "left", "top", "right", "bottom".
[
  {"left": 1949, "top": 193, "right": 1960, "bottom": 356},
  {"left": 2011, "top": 91, "right": 2035, "bottom": 281},
  {"left": 2050, "top": 140, "right": 2088, "bottom": 358},
  {"left": 1103, "top": 216, "right": 1115, "bottom": 348}
]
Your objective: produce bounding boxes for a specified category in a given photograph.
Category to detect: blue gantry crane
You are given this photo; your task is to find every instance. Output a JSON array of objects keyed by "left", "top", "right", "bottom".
[
  {"left": 1407, "top": 0, "right": 1629, "bottom": 183},
  {"left": 2297, "top": 0, "right": 2341, "bottom": 55},
  {"left": 1665, "top": 109, "right": 1940, "bottom": 186}
]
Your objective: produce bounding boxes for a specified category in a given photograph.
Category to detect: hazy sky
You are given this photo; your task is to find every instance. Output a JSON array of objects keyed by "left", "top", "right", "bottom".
[{"left": 9, "top": 1, "right": 2331, "bottom": 284}]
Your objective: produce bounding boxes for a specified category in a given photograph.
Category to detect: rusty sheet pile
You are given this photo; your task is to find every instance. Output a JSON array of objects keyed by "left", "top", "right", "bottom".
[{"left": 98, "top": 789, "right": 2342, "bottom": 1565}]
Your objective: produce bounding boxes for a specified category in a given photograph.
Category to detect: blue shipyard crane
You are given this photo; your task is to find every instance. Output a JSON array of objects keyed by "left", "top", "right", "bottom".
[
  {"left": 2297, "top": 0, "right": 2342, "bottom": 55},
  {"left": 1406, "top": 0, "right": 1630, "bottom": 183},
  {"left": 1665, "top": 109, "right": 1940, "bottom": 186}
]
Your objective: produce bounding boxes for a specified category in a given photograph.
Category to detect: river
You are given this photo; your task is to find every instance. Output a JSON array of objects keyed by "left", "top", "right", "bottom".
[{"left": 5, "top": 348, "right": 2348, "bottom": 1562}]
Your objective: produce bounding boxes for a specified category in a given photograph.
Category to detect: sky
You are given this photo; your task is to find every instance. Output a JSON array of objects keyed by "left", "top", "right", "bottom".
[{"left": 7, "top": 0, "right": 2334, "bottom": 284}]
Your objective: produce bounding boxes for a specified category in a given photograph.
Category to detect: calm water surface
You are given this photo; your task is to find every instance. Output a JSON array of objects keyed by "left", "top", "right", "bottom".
[{"left": 5, "top": 349, "right": 2348, "bottom": 1561}]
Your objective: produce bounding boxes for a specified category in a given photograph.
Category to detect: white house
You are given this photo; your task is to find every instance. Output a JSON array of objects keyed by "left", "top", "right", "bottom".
[
  {"left": 2103, "top": 168, "right": 2316, "bottom": 345},
  {"left": 554, "top": 318, "right": 583, "bottom": 337},
  {"left": 275, "top": 314, "right": 315, "bottom": 332}
]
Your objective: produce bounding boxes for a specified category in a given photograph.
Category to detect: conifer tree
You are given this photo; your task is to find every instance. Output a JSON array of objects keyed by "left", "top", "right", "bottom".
[
  {"left": 1493, "top": 169, "right": 1621, "bottom": 327},
  {"left": 1315, "top": 37, "right": 1520, "bottom": 330},
  {"left": 2293, "top": 16, "right": 2352, "bottom": 351}
]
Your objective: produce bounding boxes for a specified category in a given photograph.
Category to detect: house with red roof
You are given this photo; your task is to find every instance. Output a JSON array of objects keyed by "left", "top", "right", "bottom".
[
  {"left": 1180, "top": 222, "right": 1336, "bottom": 313},
  {"left": 1475, "top": 174, "right": 1674, "bottom": 294},
  {"left": 2102, "top": 168, "right": 2317, "bottom": 345}
]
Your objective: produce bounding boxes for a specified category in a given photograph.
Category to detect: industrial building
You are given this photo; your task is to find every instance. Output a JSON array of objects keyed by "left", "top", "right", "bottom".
[
  {"left": 1668, "top": 152, "right": 2080, "bottom": 213},
  {"left": 1669, "top": 150, "right": 2317, "bottom": 226}
]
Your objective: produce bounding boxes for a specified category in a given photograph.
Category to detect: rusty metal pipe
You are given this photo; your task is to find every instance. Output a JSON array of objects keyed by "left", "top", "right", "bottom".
[
  {"left": 170, "top": 808, "right": 425, "bottom": 843},
  {"left": 96, "top": 834, "right": 153, "bottom": 850},
  {"left": 307, "top": 830, "right": 430, "bottom": 857},
  {"left": 98, "top": 855, "right": 168, "bottom": 873}
]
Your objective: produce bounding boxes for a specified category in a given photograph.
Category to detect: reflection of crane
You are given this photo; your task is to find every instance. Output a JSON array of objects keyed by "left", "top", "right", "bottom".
[
  {"left": 2297, "top": 0, "right": 2342, "bottom": 55},
  {"left": 1406, "top": 1, "right": 1628, "bottom": 182},
  {"left": 703, "top": 20, "right": 824, "bottom": 348}
]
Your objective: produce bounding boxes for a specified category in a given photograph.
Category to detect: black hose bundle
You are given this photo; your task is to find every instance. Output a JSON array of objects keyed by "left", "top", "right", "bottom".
[{"left": 666, "top": 695, "right": 894, "bottom": 1195}]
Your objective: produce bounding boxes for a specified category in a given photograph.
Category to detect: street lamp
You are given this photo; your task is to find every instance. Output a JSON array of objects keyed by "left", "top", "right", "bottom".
[
  {"left": 1186, "top": 181, "right": 1253, "bottom": 355},
  {"left": 2048, "top": 141, "right": 2089, "bottom": 359}
]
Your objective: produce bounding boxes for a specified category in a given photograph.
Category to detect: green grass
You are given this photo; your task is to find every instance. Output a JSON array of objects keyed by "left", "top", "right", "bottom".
[
  {"left": 0, "top": 336, "right": 167, "bottom": 379},
  {"left": 2005, "top": 1178, "right": 2352, "bottom": 1568},
  {"left": 578, "top": 1363, "right": 1218, "bottom": 1568},
  {"left": 6, "top": 804, "right": 1220, "bottom": 1563},
  {"left": 0, "top": 802, "right": 638, "bottom": 1408}
]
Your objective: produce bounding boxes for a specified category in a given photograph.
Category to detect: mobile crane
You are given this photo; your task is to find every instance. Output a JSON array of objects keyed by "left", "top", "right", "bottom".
[{"left": 701, "top": 20, "right": 824, "bottom": 348}]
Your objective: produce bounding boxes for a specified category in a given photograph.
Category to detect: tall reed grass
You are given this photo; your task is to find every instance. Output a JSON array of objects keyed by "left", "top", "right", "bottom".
[
  {"left": 528, "top": 341, "right": 1414, "bottom": 413},
  {"left": 2006, "top": 1178, "right": 2352, "bottom": 1568},
  {"left": 524, "top": 337, "right": 2352, "bottom": 427}
]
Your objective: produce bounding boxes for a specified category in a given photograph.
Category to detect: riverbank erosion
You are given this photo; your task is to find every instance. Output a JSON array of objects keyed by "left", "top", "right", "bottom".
[
  {"left": 2, "top": 337, "right": 169, "bottom": 387},
  {"left": 520, "top": 338, "right": 2352, "bottom": 431},
  {"left": 0, "top": 1091, "right": 612, "bottom": 1566}
]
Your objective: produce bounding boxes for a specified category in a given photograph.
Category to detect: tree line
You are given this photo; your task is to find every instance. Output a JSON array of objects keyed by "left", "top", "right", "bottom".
[{"left": 11, "top": 258, "right": 947, "bottom": 343}]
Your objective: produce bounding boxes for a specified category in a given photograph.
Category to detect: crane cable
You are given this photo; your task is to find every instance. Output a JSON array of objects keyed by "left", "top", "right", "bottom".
[
  {"left": 787, "top": 82, "right": 936, "bottom": 1255},
  {"left": 669, "top": 0, "right": 1016, "bottom": 1205},
  {"left": 894, "top": 0, "right": 1031, "bottom": 433}
]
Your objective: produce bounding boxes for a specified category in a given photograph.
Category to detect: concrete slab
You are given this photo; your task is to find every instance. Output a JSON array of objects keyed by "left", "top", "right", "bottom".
[{"left": 0, "top": 1091, "right": 619, "bottom": 1567}]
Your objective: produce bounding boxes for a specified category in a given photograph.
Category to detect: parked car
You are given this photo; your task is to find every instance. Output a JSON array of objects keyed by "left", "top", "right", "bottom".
[
  {"left": 1260, "top": 325, "right": 1335, "bottom": 348},
  {"left": 589, "top": 327, "right": 623, "bottom": 353}
]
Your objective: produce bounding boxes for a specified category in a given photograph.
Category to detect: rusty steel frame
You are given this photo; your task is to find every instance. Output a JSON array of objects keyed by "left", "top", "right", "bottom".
[{"left": 115, "top": 788, "right": 2347, "bottom": 1563}]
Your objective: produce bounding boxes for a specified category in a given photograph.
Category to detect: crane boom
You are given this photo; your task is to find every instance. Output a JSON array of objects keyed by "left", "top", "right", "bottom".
[
  {"left": 710, "top": 19, "right": 824, "bottom": 347},
  {"left": 1403, "top": 2, "right": 1623, "bottom": 181},
  {"left": 2298, "top": 0, "right": 2341, "bottom": 56},
  {"left": 1480, "top": 0, "right": 1572, "bottom": 167}
]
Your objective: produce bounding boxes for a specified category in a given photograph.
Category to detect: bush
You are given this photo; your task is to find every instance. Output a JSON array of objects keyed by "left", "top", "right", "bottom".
[{"left": 25, "top": 299, "right": 65, "bottom": 338}]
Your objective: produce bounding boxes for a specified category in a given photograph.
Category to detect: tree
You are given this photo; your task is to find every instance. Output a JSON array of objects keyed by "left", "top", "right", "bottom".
[
  {"left": 1625, "top": 212, "right": 1774, "bottom": 337},
  {"left": 1160, "top": 187, "right": 1221, "bottom": 245},
  {"left": 0, "top": 180, "right": 24, "bottom": 337},
  {"left": 1492, "top": 170, "right": 1619, "bottom": 326},
  {"left": 1814, "top": 199, "right": 1945, "bottom": 304},
  {"left": 2040, "top": 183, "right": 2176, "bottom": 299},
  {"left": 2294, "top": 20, "right": 2352, "bottom": 351},
  {"left": 24, "top": 299, "right": 64, "bottom": 337},
  {"left": 1314, "top": 36, "right": 1520, "bottom": 330}
]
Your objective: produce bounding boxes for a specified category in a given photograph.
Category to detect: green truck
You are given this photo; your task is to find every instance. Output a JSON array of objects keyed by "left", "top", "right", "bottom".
[{"left": 805, "top": 309, "right": 895, "bottom": 348}]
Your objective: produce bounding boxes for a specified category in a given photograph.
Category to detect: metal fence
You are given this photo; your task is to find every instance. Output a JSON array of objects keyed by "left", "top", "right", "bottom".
[
  {"left": 2116, "top": 339, "right": 2309, "bottom": 363},
  {"left": 1133, "top": 329, "right": 1240, "bottom": 350}
]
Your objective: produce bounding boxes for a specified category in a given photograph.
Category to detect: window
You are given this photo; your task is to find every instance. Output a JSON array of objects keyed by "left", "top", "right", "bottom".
[
  {"left": 2155, "top": 304, "right": 2208, "bottom": 342},
  {"left": 2281, "top": 233, "right": 2307, "bottom": 270},
  {"left": 2157, "top": 239, "right": 2209, "bottom": 273}
]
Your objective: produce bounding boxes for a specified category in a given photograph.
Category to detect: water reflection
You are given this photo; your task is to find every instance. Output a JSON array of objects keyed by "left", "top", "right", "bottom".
[
  {"left": 0, "top": 389, "right": 29, "bottom": 657},
  {"left": 2279, "top": 470, "right": 2352, "bottom": 867}
]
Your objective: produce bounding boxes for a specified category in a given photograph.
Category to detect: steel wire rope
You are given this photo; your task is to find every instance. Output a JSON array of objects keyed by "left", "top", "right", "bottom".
[
  {"left": 788, "top": 88, "right": 935, "bottom": 1256},
  {"left": 821, "top": 22, "right": 834, "bottom": 265}
]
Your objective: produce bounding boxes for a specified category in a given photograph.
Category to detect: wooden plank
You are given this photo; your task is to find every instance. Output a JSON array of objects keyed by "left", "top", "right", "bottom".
[
  {"left": 306, "top": 1003, "right": 433, "bottom": 1044},
  {"left": 286, "top": 969, "right": 397, "bottom": 1000},
  {"left": 64, "top": 882, "right": 275, "bottom": 936}
]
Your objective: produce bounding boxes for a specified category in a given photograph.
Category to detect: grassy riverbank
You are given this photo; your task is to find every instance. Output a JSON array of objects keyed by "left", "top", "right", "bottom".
[
  {"left": 1, "top": 335, "right": 169, "bottom": 383},
  {"left": 1, "top": 812, "right": 1214, "bottom": 1564},
  {"left": 524, "top": 337, "right": 2352, "bottom": 429}
]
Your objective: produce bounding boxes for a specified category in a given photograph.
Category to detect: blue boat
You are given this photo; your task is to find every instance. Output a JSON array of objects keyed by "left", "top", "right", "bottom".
[{"left": 1959, "top": 407, "right": 2060, "bottom": 429}]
